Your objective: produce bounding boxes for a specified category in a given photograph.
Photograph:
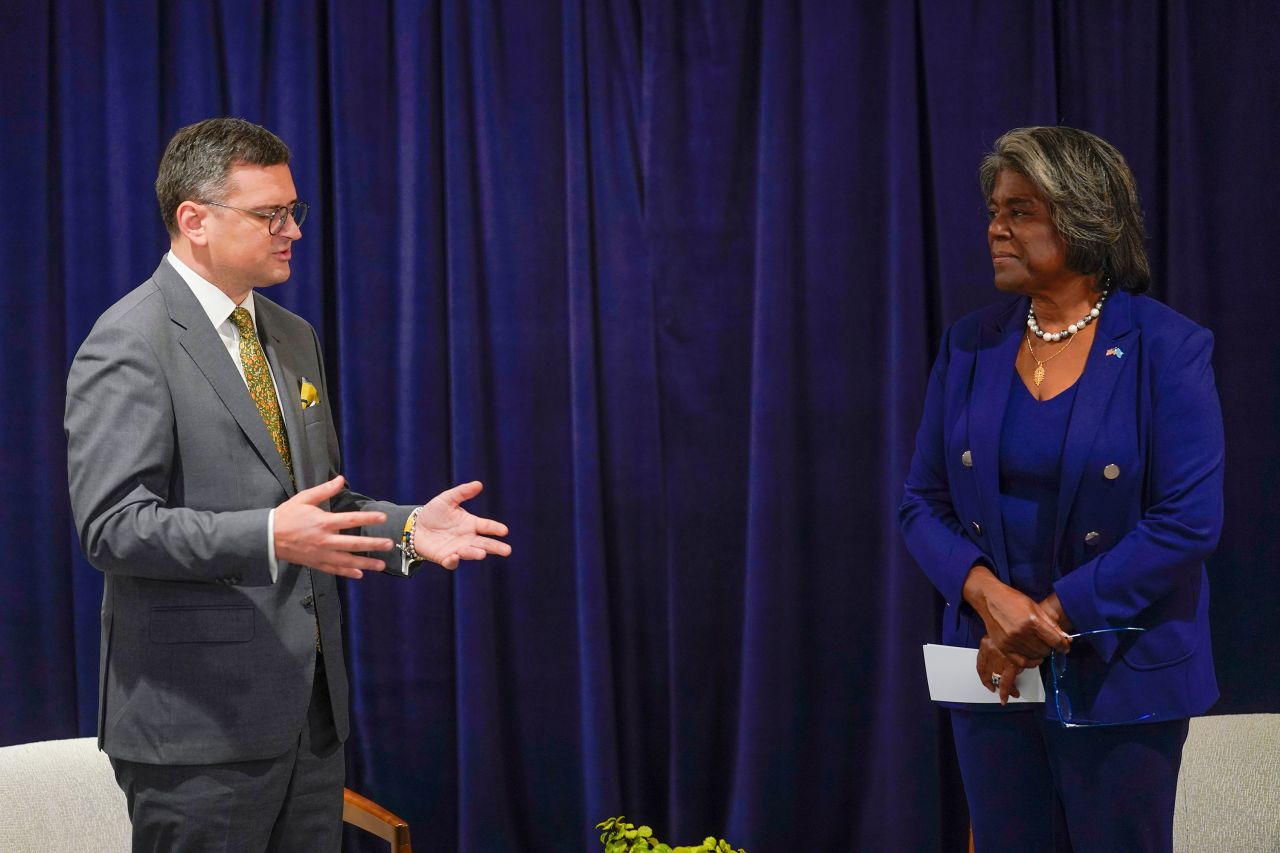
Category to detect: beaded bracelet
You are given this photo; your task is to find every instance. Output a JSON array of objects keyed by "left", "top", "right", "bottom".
[{"left": 402, "top": 506, "right": 424, "bottom": 562}]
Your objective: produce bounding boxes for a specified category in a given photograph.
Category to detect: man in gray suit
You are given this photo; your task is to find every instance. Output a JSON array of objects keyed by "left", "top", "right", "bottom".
[{"left": 65, "top": 117, "right": 511, "bottom": 851}]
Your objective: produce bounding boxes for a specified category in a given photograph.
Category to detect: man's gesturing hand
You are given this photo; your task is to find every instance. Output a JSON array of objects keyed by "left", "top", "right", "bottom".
[
  {"left": 412, "top": 481, "right": 512, "bottom": 570},
  {"left": 274, "top": 475, "right": 394, "bottom": 579}
]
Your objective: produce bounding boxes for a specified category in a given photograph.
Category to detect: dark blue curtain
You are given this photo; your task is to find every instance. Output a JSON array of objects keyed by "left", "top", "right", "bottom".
[{"left": 3, "top": 2, "right": 1278, "bottom": 850}]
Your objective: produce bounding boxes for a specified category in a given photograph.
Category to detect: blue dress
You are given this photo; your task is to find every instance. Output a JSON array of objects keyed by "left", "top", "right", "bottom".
[
  {"left": 962, "top": 373, "right": 1077, "bottom": 715},
  {"left": 998, "top": 373, "right": 1077, "bottom": 601}
]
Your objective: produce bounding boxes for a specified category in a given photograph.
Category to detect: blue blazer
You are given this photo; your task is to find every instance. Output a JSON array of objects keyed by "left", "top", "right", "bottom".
[{"left": 900, "top": 290, "right": 1224, "bottom": 721}]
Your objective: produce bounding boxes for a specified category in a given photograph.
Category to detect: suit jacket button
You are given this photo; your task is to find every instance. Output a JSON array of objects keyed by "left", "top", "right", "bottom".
[
  {"left": 961, "top": 450, "right": 973, "bottom": 467},
  {"left": 1084, "top": 531, "right": 1101, "bottom": 545},
  {"left": 1103, "top": 463, "right": 1120, "bottom": 480},
  {"left": 302, "top": 593, "right": 314, "bottom": 608},
  {"left": 971, "top": 521, "right": 982, "bottom": 536}
]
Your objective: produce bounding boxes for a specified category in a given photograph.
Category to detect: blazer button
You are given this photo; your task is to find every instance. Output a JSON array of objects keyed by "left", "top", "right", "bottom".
[
  {"left": 971, "top": 521, "right": 983, "bottom": 536},
  {"left": 961, "top": 450, "right": 973, "bottom": 468},
  {"left": 302, "top": 593, "right": 314, "bottom": 608},
  {"left": 1084, "top": 531, "right": 1101, "bottom": 545},
  {"left": 1103, "top": 463, "right": 1120, "bottom": 480}
]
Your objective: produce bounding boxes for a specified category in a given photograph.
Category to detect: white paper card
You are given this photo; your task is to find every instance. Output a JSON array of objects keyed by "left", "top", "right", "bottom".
[{"left": 922, "top": 643, "right": 1045, "bottom": 704}]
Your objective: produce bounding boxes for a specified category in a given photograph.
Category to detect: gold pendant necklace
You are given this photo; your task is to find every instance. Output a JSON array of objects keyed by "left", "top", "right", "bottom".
[{"left": 1025, "top": 329, "right": 1075, "bottom": 387}]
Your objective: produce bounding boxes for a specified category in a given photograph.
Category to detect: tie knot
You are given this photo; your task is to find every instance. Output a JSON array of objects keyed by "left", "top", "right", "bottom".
[{"left": 229, "top": 306, "right": 256, "bottom": 338}]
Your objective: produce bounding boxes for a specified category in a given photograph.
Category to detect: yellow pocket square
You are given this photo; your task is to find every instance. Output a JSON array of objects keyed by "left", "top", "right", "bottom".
[{"left": 299, "top": 379, "right": 320, "bottom": 409}]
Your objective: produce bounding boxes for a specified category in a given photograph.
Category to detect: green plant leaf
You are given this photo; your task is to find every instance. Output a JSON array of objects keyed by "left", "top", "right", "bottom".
[{"left": 595, "top": 816, "right": 746, "bottom": 853}]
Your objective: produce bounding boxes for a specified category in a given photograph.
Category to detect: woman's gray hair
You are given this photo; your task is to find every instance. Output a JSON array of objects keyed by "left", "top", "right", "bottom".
[
  {"left": 156, "top": 117, "right": 291, "bottom": 237},
  {"left": 979, "top": 126, "right": 1150, "bottom": 293}
]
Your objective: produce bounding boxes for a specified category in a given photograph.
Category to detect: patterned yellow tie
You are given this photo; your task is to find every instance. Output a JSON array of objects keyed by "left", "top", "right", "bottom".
[{"left": 229, "top": 307, "right": 294, "bottom": 484}]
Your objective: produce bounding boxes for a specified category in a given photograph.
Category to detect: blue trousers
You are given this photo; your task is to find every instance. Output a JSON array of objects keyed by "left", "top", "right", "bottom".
[{"left": 951, "top": 708, "right": 1189, "bottom": 853}]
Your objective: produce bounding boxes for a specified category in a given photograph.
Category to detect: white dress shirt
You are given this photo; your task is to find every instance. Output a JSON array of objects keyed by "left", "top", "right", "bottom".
[{"left": 167, "top": 250, "right": 287, "bottom": 580}]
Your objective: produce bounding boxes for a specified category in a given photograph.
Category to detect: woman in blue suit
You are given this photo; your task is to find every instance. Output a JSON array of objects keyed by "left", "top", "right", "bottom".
[{"left": 900, "top": 126, "right": 1224, "bottom": 852}]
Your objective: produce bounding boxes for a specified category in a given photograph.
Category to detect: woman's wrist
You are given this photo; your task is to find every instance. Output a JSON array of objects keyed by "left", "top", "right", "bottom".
[
  {"left": 1040, "top": 592, "right": 1075, "bottom": 635},
  {"left": 962, "top": 563, "right": 997, "bottom": 618}
]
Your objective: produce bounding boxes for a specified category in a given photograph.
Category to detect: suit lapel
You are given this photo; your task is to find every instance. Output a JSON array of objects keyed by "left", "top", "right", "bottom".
[
  {"left": 968, "top": 299, "right": 1024, "bottom": 581},
  {"left": 1053, "top": 290, "right": 1137, "bottom": 559},
  {"left": 154, "top": 262, "right": 298, "bottom": 496}
]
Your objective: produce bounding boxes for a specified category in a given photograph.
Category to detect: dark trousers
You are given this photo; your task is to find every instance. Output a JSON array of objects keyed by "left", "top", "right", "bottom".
[
  {"left": 111, "top": 656, "right": 345, "bottom": 853},
  {"left": 952, "top": 708, "right": 1189, "bottom": 853}
]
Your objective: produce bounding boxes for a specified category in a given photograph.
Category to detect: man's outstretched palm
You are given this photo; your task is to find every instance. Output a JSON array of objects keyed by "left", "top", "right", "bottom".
[{"left": 413, "top": 480, "right": 512, "bottom": 569}]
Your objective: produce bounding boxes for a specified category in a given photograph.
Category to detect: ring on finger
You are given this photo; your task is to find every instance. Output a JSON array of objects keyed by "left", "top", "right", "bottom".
[{"left": 990, "top": 673, "right": 1002, "bottom": 687}]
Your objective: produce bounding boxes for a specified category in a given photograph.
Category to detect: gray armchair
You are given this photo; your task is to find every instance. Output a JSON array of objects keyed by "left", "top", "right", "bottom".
[
  {"left": 1173, "top": 713, "right": 1280, "bottom": 853},
  {"left": 0, "top": 737, "right": 411, "bottom": 852}
]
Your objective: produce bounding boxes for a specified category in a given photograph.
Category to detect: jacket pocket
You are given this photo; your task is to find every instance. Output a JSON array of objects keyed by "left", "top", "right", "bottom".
[
  {"left": 149, "top": 605, "right": 254, "bottom": 644},
  {"left": 1118, "top": 576, "right": 1203, "bottom": 671},
  {"left": 301, "top": 403, "right": 327, "bottom": 427},
  {"left": 1118, "top": 622, "right": 1199, "bottom": 671}
]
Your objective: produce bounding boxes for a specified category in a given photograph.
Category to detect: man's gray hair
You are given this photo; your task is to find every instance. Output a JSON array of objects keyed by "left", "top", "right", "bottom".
[
  {"left": 979, "top": 126, "right": 1150, "bottom": 293},
  {"left": 156, "top": 117, "right": 291, "bottom": 237}
]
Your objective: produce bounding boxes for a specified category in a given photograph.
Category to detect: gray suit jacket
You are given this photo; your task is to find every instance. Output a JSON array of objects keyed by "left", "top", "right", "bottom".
[{"left": 66, "top": 258, "right": 417, "bottom": 765}]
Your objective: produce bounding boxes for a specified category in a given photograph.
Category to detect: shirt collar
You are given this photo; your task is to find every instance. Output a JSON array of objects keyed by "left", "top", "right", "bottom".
[{"left": 166, "top": 250, "right": 257, "bottom": 330}]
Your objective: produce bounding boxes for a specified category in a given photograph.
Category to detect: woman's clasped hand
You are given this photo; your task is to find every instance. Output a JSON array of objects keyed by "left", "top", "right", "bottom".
[{"left": 963, "top": 564, "right": 1071, "bottom": 703}]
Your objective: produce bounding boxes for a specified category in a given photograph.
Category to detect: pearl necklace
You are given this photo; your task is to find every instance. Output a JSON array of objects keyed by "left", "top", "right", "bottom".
[{"left": 1027, "top": 289, "right": 1109, "bottom": 342}]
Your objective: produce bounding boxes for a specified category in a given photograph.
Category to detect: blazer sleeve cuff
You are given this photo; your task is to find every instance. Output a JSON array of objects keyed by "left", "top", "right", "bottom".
[
  {"left": 360, "top": 502, "right": 421, "bottom": 578},
  {"left": 943, "top": 540, "right": 989, "bottom": 634},
  {"left": 220, "top": 508, "right": 276, "bottom": 587},
  {"left": 1053, "top": 570, "right": 1121, "bottom": 663}
]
